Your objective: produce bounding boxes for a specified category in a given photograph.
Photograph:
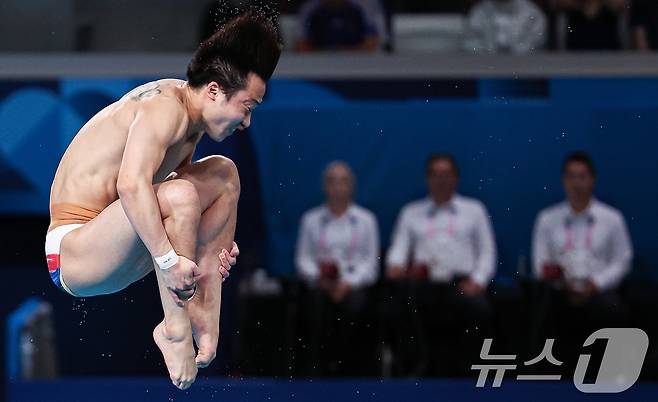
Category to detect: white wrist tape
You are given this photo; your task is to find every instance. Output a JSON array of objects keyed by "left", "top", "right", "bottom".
[{"left": 155, "top": 249, "right": 179, "bottom": 270}]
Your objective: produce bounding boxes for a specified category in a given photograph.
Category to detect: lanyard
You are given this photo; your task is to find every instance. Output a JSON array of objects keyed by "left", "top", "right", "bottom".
[
  {"left": 425, "top": 206, "right": 457, "bottom": 240},
  {"left": 318, "top": 214, "right": 359, "bottom": 261},
  {"left": 564, "top": 216, "right": 594, "bottom": 251}
]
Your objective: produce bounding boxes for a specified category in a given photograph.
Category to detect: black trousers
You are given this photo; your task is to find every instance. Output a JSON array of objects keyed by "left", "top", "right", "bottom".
[
  {"left": 533, "top": 283, "right": 629, "bottom": 376},
  {"left": 298, "top": 283, "right": 375, "bottom": 376},
  {"left": 381, "top": 279, "right": 493, "bottom": 377}
]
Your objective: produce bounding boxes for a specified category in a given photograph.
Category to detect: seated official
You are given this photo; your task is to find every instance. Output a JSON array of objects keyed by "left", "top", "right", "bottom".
[
  {"left": 295, "top": 161, "right": 379, "bottom": 376},
  {"left": 532, "top": 151, "right": 633, "bottom": 373},
  {"left": 384, "top": 154, "right": 497, "bottom": 377}
]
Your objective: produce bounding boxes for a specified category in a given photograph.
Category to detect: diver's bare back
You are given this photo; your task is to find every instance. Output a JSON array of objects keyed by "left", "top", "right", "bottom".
[{"left": 49, "top": 79, "right": 201, "bottom": 217}]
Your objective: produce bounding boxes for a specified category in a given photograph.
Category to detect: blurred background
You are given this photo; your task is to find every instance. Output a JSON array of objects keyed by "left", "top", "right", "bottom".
[{"left": 2, "top": 0, "right": 658, "bottom": 401}]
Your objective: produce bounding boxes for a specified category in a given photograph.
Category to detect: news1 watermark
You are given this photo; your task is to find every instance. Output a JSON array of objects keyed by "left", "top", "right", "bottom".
[{"left": 471, "top": 328, "right": 649, "bottom": 393}]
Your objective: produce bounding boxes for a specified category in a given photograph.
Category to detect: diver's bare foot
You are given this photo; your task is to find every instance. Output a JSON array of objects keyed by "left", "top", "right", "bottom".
[
  {"left": 153, "top": 321, "right": 198, "bottom": 390},
  {"left": 188, "top": 275, "right": 221, "bottom": 368},
  {"left": 189, "top": 304, "right": 219, "bottom": 368},
  {"left": 194, "top": 329, "right": 218, "bottom": 368}
]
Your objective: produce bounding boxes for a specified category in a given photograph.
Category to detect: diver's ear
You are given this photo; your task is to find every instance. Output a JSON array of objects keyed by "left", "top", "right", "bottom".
[{"left": 206, "top": 81, "right": 221, "bottom": 101}]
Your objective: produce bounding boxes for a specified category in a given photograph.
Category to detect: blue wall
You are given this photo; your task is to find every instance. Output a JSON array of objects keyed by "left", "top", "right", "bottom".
[
  {"left": 1, "top": 77, "right": 657, "bottom": 281},
  {"left": 252, "top": 78, "right": 658, "bottom": 279}
]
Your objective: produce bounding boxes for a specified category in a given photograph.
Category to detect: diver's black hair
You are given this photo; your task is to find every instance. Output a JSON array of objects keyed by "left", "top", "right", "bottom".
[{"left": 187, "top": 11, "right": 282, "bottom": 97}]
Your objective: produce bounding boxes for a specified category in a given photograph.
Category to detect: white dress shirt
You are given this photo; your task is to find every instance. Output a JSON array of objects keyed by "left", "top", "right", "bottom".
[
  {"left": 386, "top": 195, "right": 497, "bottom": 286},
  {"left": 464, "top": 0, "right": 547, "bottom": 54},
  {"left": 532, "top": 199, "right": 633, "bottom": 291},
  {"left": 296, "top": 204, "right": 380, "bottom": 288}
]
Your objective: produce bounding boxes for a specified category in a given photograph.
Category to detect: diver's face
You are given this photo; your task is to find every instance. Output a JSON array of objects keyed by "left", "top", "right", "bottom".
[{"left": 203, "top": 73, "right": 265, "bottom": 141}]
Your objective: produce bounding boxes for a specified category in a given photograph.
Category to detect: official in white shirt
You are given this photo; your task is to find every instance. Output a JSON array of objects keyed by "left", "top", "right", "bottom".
[
  {"left": 296, "top": 163, "right": 380, "bottom": 295},
  {"left": 386, "top": 155, "right": 497, "bottom": 292},
  {"left": 295, "top": 161, "right": 380, "bottom": 375},
  {"left": 531, "top": 152, "right": 632, "bottom": 367},
  {"left": 383, "top": 154, "right": 496, "bottom": 376},
  {"left": 532, "top": 151, "right": 632, "bottom": 302}
]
